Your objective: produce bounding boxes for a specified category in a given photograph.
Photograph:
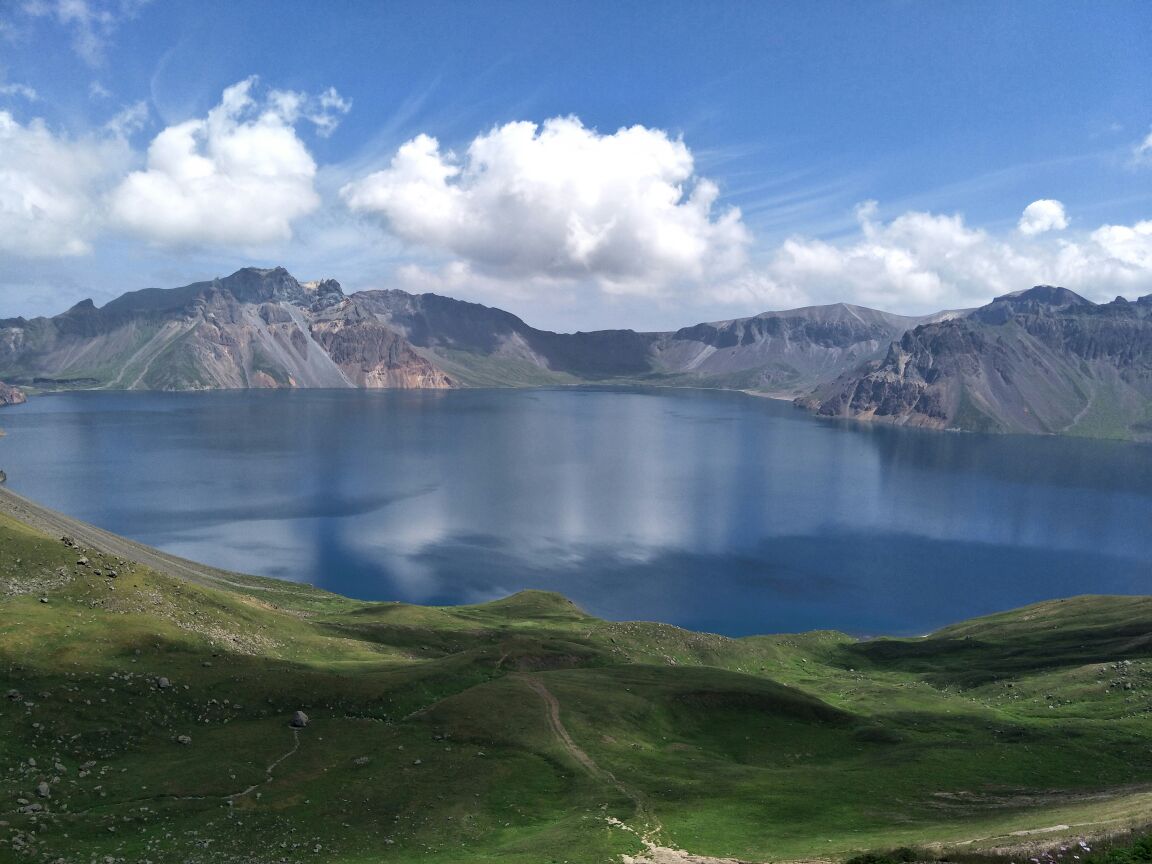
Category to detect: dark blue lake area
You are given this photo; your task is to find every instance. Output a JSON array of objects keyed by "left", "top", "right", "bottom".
[{"left": 2, "top": 387, "right": 1150, "bottom": 637}]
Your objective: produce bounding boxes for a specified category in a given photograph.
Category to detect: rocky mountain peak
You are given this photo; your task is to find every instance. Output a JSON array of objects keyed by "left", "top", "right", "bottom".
[
  {"left": 214, "top": 267, "right": 345, "bottom": 311},
  {"left": 299, "top": 278, "right": 346, "bottom": 311},
  {"left": 973, "top": 285, "right": 1092, "bottom": 324},
  {"left": 216, "top": 267, "right": 303, "bottom": 304}
]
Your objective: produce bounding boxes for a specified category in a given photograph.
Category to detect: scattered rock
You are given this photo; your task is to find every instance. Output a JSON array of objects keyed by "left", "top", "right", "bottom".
[
  {"left": 76, "top": 557, "right": 89, "bottom": 566},
  {"left": 353, "top": 756, "right": 370, "bottom": 766},
  {"left": 156, "top": 677, "right": 171, "bottom": 690},
  {"left": 176, "top": 735, "right": 192, "bottom": 746},
  {"left": 290, "top": 710, "right": 309, "bottom": 728},
  {"left": 35, "top": 781, "right": 50, "bottom": 799}
]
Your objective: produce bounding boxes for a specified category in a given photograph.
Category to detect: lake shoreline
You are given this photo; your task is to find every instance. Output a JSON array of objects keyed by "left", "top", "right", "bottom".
[{"left": 1, "top": 387, "right": 1149, "bottom": 638}]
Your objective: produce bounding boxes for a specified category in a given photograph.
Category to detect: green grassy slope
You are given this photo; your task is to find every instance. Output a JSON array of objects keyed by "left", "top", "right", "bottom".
[{"left": 2, "top": 512, "right": 1151, "bottom": 863}]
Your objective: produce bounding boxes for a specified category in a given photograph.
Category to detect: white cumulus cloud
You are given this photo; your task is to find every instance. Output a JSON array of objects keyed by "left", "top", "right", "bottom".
[
  {"left": 341, "top": 116, "right": 750, "bottom": 295},
  {"left": 1090, "top": 220, "right": 1152, "bottom": 270},
  {"left": 0, "top": 109, "right": 130, "bottom": 257},
  {"left": 1018, "top": 198, "right": 1068, "bottom": 235},
  {"left": 109, "top": 77, "right": 345, "bottom": 248},
  {"left": 719, "top": 201, "right": 1152, "bottom": 315}
]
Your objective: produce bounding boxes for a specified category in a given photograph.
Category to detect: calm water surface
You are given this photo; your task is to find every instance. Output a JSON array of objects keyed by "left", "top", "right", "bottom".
[{"left": 2, "top": 388, "right": 1150, "bottom": 636}]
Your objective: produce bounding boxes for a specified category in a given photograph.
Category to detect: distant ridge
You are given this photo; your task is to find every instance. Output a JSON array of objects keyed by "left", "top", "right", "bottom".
[
  {"left": 799, "top": 285, "right": 1152, "bottom": 440},
  {"left": 0, "top": 266, "right": 943, "bottom": 398},
  {"left": 7, "top": 268, "right": 1151, "bottom": 439}
]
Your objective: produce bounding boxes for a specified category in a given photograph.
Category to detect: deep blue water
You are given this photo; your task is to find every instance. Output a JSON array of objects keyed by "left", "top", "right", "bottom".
[{"left": 1, "top": 387, "right": 1150, "bottom": 636}]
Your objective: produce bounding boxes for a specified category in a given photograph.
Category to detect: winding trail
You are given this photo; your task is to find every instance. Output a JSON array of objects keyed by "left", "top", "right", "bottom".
[
  {"left": 523, "top": 675, "right": 753, "bottom": 864},
  {"left": 68, "top": 729, "right": 304, "bottom": 816},
  {"left": 228, "top": 729, "right": 301, "bottom": 801},
  {"left": 1062, "top": 386, "right": 1098, "bottom": 433}
]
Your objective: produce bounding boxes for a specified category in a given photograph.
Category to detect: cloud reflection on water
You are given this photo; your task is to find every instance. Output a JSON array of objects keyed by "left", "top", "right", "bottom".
[{"left": 3, "top": 388, "right": 1150, "bottom": 636}]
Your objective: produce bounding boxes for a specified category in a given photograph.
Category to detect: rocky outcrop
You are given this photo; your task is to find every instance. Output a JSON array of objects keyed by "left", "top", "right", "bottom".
[
  {"left": 801, "top": 286, "right": 1152, "bottom": 439},
  {"left": 0, "top": 381, "right": 26, "bottom": 406}
]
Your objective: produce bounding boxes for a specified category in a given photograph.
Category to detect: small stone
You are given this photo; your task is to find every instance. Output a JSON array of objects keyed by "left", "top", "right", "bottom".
[
  {"left": 353, "top": 756, "right": 370, "bottom": 766},
  {"left": 35, "top": 781, "right": 50, "bottom": 799},
  {"left": 76, "top": 557, "right": 89, "bottom": 566},
  {"left": 156, "top": 677, "right": 171, "bottom": 690},
  {"left": 289, "top": 710, "right": 309, "bottom": 728},
  {"left": 176, "top": 735, "right": 192, "bottom": 746}
]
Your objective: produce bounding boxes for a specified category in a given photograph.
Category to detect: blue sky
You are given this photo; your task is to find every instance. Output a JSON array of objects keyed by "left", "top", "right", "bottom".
[{"left": 2, "top": 1, "right": 1152, "bottom": 330}]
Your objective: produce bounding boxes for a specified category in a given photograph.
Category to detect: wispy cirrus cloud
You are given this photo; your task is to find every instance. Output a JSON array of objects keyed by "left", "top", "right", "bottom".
[
  {"left": 20, "top": 0, "right": 152, "bottom": 66},
  {"left": 0, "top": 82, "right": 38, "bottom": 100}
]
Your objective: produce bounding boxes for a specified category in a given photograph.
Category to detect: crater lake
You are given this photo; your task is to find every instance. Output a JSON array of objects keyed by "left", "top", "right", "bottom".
[{"left": 2, "top": 387, "right": 1150, "bottom": 636}]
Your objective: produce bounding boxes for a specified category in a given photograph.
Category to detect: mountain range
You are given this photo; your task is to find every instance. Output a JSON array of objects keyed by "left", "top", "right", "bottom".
[
  {"left": 1, "top": 267, "right": 1150, "bottom": 440},
  {"left": 0, "top": 265, "right": 942, "bottom": 396}
]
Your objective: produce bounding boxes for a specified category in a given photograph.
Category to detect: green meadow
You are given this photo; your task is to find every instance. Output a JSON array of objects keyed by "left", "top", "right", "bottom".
[{"left": 1, "top": 510, "right": 1150, "bottom": 863}]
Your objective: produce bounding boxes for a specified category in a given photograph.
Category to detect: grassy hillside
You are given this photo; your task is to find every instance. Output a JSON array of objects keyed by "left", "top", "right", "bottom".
[{"left": 1, "top": 511, "right": 1151, "bottom": 863}]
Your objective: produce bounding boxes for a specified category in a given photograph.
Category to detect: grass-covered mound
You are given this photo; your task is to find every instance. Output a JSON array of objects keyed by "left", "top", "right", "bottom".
[{"left": 1, "top": 509, "right": 1151, "bottom": 863}]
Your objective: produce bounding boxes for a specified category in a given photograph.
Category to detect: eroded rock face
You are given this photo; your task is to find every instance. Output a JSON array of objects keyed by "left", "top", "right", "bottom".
[
  {"left": 0, "top": 382, "right": 26, "bottom": 406},
  {"left": 309, "top": 319, "right": 454, "bottom": 389}
]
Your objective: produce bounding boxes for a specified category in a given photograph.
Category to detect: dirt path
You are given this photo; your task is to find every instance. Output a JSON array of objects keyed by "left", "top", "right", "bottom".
[
  {"left": 523, "top": 675, "right": 755, "bottom": 864},
  {"left": 0, "top": 484, "right": 296, "bottom": 595},
  {"left": 228, "top": 729, "right": 301, "bottom": 801},
  {"left": 1062, "top": 386, "right": 1097, "bottom": 433},
  {"left": 69, "top": 729, "right": 305, "bottom": 816},
  {"left": 524, "top": 676, "right": 605, "bottom": 779}
]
